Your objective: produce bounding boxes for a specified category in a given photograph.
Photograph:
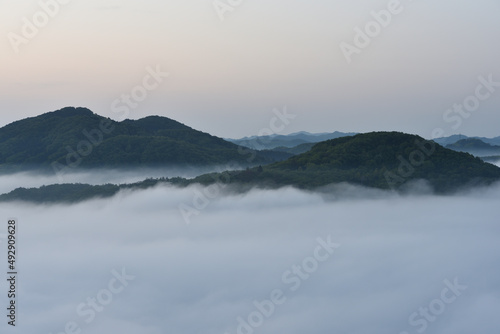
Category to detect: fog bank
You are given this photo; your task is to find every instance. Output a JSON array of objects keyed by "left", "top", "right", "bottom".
[
  {"left": 0, "top": 185, "right": 499, "bottom": 334},
  {"left": 0, "top": 165, "right": 240, "bottom": 195}
]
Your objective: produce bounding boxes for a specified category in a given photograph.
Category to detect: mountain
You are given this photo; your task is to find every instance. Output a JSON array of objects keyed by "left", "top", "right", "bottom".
[
  {"left": 2, "top": 131, "right": 500, "bottom": 203},
  {"left": 195, "top": 132, "right": 500, "bottom": 193},
  {"left": 432, "top": 134, "right": 470, "bottom": 146},
  {"left": 0, "top": 178, "right": 187, "bottom": 203},
  {"left": 482, "top": 156, "right": 500, "bottom": 164},
  {"left": 227, "top": 131, "right": 357, "bottom": 150},
  {"left": 433, "top": 135, "right": 500, "bottom": 147},
  {"left": 446, "top": 138, "right": 500, "bottom": 157},
  {"left": 0, "top": 107, "right": 285, "bottom": 172},
  {"left": 475, "top": 136, "right": 500, "bottom": 146},
  {"left": 272, "top": 142, "right": 316, "bottom": 155}
]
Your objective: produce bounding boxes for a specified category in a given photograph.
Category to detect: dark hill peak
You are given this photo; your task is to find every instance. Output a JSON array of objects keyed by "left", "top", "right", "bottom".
[
  {"left": 445, "top": 137, "right": 500, "bottom": 158},
  {"left": 447, "top": 138, "right": 496, "bottom": 149},
  {"left": 193, "top": 131, "right": 500, "bottom": 193},
  {"left": 122, "top": 115, "right": 189, "bottom": 131},
  {"left": 0, "top": 107, "right": 281, "bottom": 171},
  {"left": 47, "top": 107, "right": 95, "bottom": 118}
]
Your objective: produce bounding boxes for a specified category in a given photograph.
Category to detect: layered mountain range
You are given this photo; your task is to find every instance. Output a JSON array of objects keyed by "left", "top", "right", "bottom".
[
  {"left": 0, "top": 107, "right": 289, "bottom": 172},
  {"left": 0, "top": 107, "right": 499, "bottom": 202}
]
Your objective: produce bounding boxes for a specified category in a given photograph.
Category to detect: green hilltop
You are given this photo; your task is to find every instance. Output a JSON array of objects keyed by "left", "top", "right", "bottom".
[
  {"left": 194, "top": 132, "right": 500, "bottom": 193},
  {"left": 2, "top": 131, "right": 500, "bottom": 203},
  {"left": 0, "top": 107, "right": 288, "bottom": 172}
]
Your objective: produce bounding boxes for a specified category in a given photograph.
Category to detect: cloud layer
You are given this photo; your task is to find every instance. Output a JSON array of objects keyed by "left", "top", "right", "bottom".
[
  {"left": 0, "top": 166, "right": 230, "bottom": 195},
  {"left": 1, "top": 183, "right": 499, "bottom": 334}
]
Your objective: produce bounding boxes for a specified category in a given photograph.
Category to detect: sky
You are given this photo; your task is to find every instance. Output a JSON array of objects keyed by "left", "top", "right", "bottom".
[
  {"left": 1, "top": 0, "right": 500, "bottom": 139},
  {"left": 1, "top": 181, "right": 500, "bottom": 334},
  {"left": 2, "top": 3, "right": 500, "bottom": 332}
]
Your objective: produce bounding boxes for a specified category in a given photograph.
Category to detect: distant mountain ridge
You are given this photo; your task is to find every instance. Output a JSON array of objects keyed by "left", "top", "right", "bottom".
[
  {"left": 232, "top": 132, "right": 500, "bottom": 153},
  {"left": 227, "top": 131, "right": 357, "bottom": 150},
  {"left": 272, "top": 142, "right": 316, "bottom": 155},
  {"left": 193, "top": 132, "right": 500, "bottom": 193},
  {"left": 446, "top": 138, "right": 500, "bottom": 157},
  {"left": 4, "top": 108, "right": 498, "bottom": 175},
  {"left": 2, "top": 131, "right": 500, "bottom": 203},
  {"left": 433, "top": 134, "right": 500, "bottom": 147},
  {"left": 0, "top": 107, "right": 289, "bottom": 172}
]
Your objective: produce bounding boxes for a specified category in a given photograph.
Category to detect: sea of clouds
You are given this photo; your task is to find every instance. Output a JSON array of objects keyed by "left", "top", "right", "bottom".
[
  {"left": 0, "top": 166, "right": 235, "bottom": 195},
  {"left": 0, "top": 179, "right": 499, "bottom": 334}
]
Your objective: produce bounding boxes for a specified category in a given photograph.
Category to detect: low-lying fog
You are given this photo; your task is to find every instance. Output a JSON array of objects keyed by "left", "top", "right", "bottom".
[
  {"left": 1, "top": 160, "right": 499, "bottom": 195},
  {"left": 1, "top": 182, "right": 499, "bottom": 334},
  {"left": 0, "top": 165, "right": 242, "bottom": 195}
]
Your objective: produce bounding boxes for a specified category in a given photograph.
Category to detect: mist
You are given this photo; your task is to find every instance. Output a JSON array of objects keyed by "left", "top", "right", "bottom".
[
  {"left": 1, "top": 183, "right": 499, "bottom": 334},
  {"left": 0, "top": 165, "right": 241, "bottom": 195}
]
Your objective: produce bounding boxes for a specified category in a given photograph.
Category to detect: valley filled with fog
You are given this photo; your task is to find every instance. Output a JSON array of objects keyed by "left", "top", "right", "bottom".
[
  {"left": 1, "top": 177, "right": 499, "bottom": 334},
  {"left": 0, "top": 166, "right": 239, "bottom": 195},
  {"left": 1, "top": 158, "right": 499, "bottom": 195}
]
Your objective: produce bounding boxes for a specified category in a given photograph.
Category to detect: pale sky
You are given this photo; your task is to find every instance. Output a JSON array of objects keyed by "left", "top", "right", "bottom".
[{"left": 1, "top": 0, "right": 499, "bottom": 138}]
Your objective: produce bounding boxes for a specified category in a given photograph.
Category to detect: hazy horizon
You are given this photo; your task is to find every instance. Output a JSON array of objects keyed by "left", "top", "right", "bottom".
[
  {"left": 2, "top": 0, "right": 500, "bottom": 138},
  {"left": 1, "top": 106, "right": 499, "bottom": 141}
]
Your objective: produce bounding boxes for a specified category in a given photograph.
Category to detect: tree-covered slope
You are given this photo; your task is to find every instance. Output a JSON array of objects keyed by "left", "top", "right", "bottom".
[
  {"left": 0, "top": 178, "right": 188, "bottom": 203},
  {"left": 272, "top": 142, "right": 315, "bottom": 155},
  {"left": 228, "top": 131, "right": 356, "bottom": 150},
  {"left": 0, "top": 107, "right": 280, "bottom": 170},
  {"left": 446, "top": 138, "right": 500, "bottom": 157},
  {"left": 194, "top": 132, "right": 500, "bottom": 193},
  {"left": 2, "top": 131, "right": 500, "bottom": 203}
]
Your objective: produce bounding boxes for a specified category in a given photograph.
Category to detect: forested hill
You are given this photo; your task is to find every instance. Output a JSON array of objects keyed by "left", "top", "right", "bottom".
[
  {"left": 0, "top": 107, "right": 286, "bottom": 171},
  {"left": 194, "top": 132, "right": 500, "bottom": 193},
  {"left": 2, "top": 131, "right": 500, "bottom": 203},
  {"left": 446, "top": 138, "right": 500, "bottom": 157}
]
